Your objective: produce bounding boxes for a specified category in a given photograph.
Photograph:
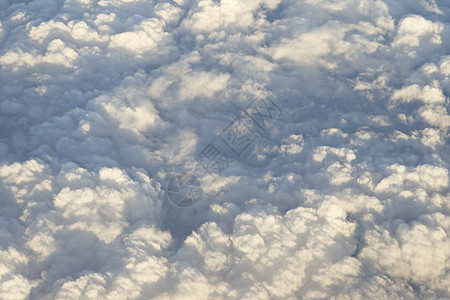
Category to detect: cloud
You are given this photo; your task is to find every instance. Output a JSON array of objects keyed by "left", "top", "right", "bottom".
[
  {"left": 393, "top": 15, "right": 443, "bottom": 48},
  {"left": 109, "top": 19, "right": 169, "bottom": 57},
  {"left": 0, "top": 0, "right": 449, "bottom": 299},
  {"left": 391, "top": 83, "right": 446, "bottom": 105}
]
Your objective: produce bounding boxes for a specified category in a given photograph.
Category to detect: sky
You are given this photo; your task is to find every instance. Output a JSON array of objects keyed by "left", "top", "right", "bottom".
[{"left": 0, "top": 0, "right": 449, "bottom": 299}]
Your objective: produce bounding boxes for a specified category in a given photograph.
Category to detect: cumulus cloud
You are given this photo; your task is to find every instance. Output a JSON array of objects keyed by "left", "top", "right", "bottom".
[
  {"left": 0, "top": 0, "right": 449, "bottom": 299},
  {"left": 393, "top": 15, "right": 443, "bottom": 48}
]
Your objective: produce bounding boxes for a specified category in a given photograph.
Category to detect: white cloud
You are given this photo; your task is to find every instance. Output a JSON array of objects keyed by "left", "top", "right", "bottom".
[
  {"left": 109, "top": 19, "right": 168, "bottom": 57},
  {"left": 178, "top": 71, "right": 230, "bottom": 100},
  {"left": 183, "top": 0, "right": 281, "bottom": 34},
  {"left": 419, "top": 105, "right": 450, "bottom": 129},
  {"left": 391, "top": 83, "right": 446, "bottom": 104},
  {"left": 420, "top": 127, "right": 444, "bottom": 148},
  {"left": 393, "top": 15, "right": 443, "bottom": 48},
  {"left": 420, "top": 0, "right": 444, "bottom": 15},
  {"left": 1, "top": 0, "right": 449, "bottom": 298},
  {"left": 271, "top": 24, "right": 346, "bottom": 66},
  {"left": 375, "top": 164, "right": 446, "bottom": 192}
]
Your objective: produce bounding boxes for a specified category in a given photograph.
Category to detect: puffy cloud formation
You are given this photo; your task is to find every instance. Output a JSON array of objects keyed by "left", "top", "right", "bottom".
[{"left": 0, "top": 0, "right": 449, "bottom": 299}]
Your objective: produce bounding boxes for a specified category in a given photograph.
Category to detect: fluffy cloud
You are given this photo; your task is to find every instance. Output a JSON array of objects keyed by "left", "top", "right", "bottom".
[
  {"left": 0, "top": 0, "right": 449, "bottom": 299},
  {"left": 393, "top": 15, "right": 443, "bottom": 48}
]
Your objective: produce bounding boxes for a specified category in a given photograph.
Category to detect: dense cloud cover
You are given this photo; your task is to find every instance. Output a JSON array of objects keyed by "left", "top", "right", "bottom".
[{"left": 0, "top": 0, "right": 449, "bottom": 298}]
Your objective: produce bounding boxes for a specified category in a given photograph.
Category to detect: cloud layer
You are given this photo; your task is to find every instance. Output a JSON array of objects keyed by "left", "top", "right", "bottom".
[{"left": 0, "top": 0, "right": 449, "bottom": 299}]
